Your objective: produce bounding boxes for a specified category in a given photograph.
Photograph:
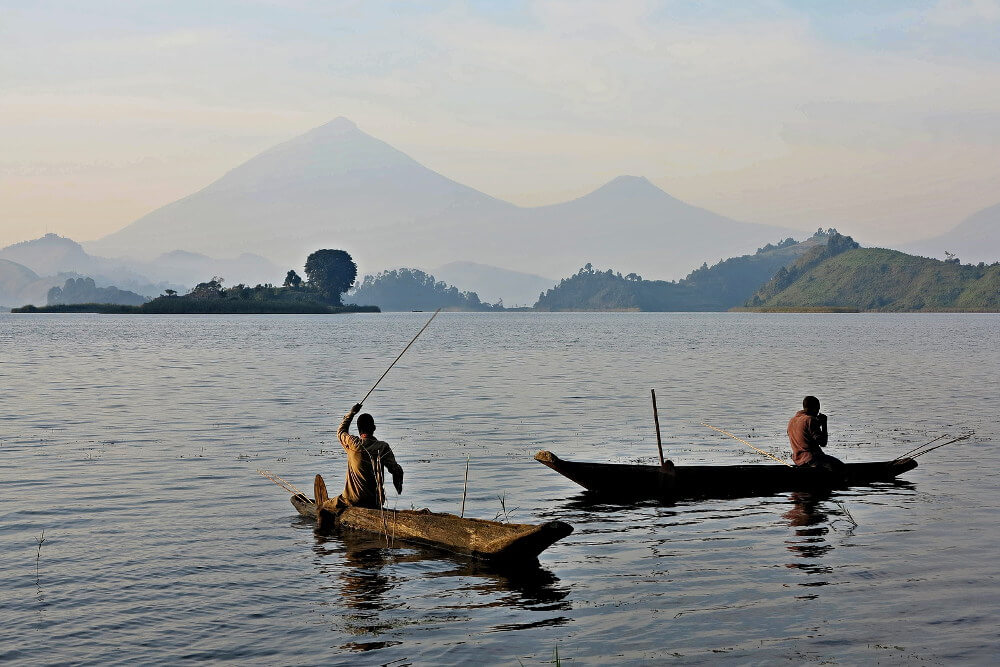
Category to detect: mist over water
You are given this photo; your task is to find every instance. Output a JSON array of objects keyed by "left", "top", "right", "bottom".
[{"left": 2, "top": 312, "right": 998, "bottom": 664}]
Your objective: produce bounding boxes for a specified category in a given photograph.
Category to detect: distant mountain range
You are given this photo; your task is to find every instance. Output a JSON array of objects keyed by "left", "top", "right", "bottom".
[
  {"left": 0, "top": 234, "right": 284, "bottom": 306},
  {"left": 901, "top": 202, "right": 1000, "bottom": 265},
  {"left": 0, "top": 258, "right": 56, "bottom": 307},
  {"left": 86, "top": 117, "right": 800, "bottom": 281},
  {"left": 14, "top": 117, "right": 998, "bottom": 309}
]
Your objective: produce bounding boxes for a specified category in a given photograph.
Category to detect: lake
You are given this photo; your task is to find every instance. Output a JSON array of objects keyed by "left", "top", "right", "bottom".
[{"left": 2, "top": 312, "right": 998, "bottom": 665}]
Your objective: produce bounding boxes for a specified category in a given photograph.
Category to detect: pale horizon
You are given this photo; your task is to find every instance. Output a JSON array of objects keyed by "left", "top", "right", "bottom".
[{"left": 3, "top": 1, "right": 1000, "bottom": 251}]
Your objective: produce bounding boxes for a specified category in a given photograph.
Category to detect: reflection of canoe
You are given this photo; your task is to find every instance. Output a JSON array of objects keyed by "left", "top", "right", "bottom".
[
  {"left": 290, "top": 485, "right": 573, "bottom": 562},
  {"left": 534, "top": 450, "right": 918, "bottom": 500}
]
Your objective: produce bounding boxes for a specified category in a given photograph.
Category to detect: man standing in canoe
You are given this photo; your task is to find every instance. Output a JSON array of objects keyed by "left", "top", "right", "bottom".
[
  {"left": 333, "top": 402, "right": 404, "bottom": 508},
  {"left": 787, "top": 396, "right": 844, "bottom": 473}
]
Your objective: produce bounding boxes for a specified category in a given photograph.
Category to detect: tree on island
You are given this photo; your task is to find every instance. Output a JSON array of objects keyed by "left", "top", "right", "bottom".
[
  {"left": 47, "top": 277, "right": 148, "bottom": 307},
  {"left": 349, "top": 268, "right": 500, "bottom": 311},
  {"left": 304, "top": 249, "right": 357, "bottom": 305},
  {"left": 188, "top": 277, "right": 224, "bottom": 299},
  {"left": 283, "top": 270, "right": 303, "bottom": 288}
]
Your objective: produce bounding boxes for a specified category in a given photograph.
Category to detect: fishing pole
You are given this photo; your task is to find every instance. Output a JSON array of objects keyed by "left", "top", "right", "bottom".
[
  {"left": 898, "top": 432, "right": 974, "bottom": 462},
  {"left": 359, "top": 308, "right": 441, "bottom": 405},
  {"left": 893, "top": 433, "right": 949, "bottom": 461},
  {"left": 702, "top": 423, "right": 793, "bottom": 467}
]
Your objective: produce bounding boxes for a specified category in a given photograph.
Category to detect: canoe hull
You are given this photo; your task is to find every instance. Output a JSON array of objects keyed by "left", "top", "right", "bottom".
[
  {"left": 291, "top": 494, "right": 573, "bottom": 562},
  {"left": 534, "top": 450, "right": 917, "bottom": 500}
]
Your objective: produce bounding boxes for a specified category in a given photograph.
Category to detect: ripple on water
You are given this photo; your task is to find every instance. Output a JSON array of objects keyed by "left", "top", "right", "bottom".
[{"left": 1, "top": 312, "right": 998, "bottom": 665}]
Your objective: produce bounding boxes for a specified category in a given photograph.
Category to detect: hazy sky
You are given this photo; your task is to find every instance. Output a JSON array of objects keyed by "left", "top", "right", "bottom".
[{"left": 2, "top": 0, "right": 999, "bottom": 248}]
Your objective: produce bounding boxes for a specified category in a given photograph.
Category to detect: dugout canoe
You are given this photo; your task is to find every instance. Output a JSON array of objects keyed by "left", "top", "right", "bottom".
[
  {"left": 289, "top": 475, "right": 573, "bottom": 562},
  {"left": 534, "top": 450, "right": 918, "bottom": 500}
]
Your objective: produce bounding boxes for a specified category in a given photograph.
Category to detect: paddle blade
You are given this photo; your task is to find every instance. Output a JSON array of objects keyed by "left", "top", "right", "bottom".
[{"left": 314, "top": 474, "right": 329, "bottom": 509}]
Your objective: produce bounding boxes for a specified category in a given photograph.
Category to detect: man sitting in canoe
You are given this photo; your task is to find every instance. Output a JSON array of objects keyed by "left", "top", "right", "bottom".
[
  {"left": 787, "top": 395, "right": 844, "bottom": 473},
  {"left": 334, "top": 402, "right": 404, "bottom": 508}
]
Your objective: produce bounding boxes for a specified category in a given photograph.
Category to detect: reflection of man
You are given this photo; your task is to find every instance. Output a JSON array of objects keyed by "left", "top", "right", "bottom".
[
  {"left": 787, "top": 396, "right": 844, "bottom": 473},
  {"left": 335, "top": 403, "right": 404, "bottom": 508}
]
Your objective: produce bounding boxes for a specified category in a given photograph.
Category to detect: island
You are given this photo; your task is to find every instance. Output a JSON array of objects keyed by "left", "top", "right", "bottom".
[{"left": 12, "top": 249, "right": 379, "bottom": 314}]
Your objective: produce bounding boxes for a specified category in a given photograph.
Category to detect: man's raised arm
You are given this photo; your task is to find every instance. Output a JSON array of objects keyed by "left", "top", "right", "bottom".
[{"left": 338, "top": 403, "right": 363, "bottom": 447}]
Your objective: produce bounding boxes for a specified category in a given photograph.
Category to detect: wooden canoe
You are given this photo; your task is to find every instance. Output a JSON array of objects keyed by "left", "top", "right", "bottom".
[
  {"left": 534, "top": 450, "right": 918, "bottom": 500},
  {"left": 290, "top": 481, "right": 573, "bottom": 562}
]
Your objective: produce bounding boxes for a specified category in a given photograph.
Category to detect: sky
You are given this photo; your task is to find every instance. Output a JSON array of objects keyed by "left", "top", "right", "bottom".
[{"left": 2, "top": 0, "right": 999, "bottom": 248}]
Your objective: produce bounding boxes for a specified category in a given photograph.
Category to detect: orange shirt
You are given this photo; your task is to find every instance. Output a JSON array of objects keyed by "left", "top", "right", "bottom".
[{"left": 787, "top": 410, "right": 828, "bottom": 466}]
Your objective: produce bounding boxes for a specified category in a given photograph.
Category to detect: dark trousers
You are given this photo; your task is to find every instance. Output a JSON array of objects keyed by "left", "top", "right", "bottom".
[{"left": 801, "top": 452, "right": 845, "bottom": 474}]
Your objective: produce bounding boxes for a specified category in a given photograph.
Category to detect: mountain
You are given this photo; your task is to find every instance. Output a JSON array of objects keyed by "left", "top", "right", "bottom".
[
  {"left": 0, "top": 234, "right": 173, "bottom": 298},
  {"left": 497, "top": 175, "right": 800, "bottom": 281},
  {"left": 0, "top": 234, "right": 93, "bottom": 276},
  {"left": 901, "top": 202, "right": 1000, "bottom": 264},
  {"left": 0, "top": 258, "right": 50, "bottom": 307},
  {"left": 86, "top": 118, "right": 798, "bottom": 280},
  {"left": 87, "top": 117, "right": 514, "bottom": 265},
  {"left": 430, "top": 262, "right": 555, "bottom": 307},
  {"left": 141, "top": 250, "right": 282, "bottom": 287},
  {"left": 746, "top": 235, "right": 1000, "bottom": 312},
  {"left": 0, "top": 233, "right": 281, "bottom": 299},
  {"left": 534, "top": 230, "right": 832, "bottom": 311}
]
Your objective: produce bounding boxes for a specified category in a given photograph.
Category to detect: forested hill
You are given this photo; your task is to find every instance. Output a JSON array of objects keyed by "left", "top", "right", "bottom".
[
  {"left": 348, "top": 268, "right": 502, "bottom": 311},
  {"left": 745, "top": 237, "right": 1000, "bottom": 312},
  {"left": 533, "top": 231, "right": 833, "bottom": 311}
]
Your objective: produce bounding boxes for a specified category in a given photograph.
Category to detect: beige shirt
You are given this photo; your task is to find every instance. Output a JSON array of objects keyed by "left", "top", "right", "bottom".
[{"left": 337, "top": 411, "right": 403, "bottom": 507}]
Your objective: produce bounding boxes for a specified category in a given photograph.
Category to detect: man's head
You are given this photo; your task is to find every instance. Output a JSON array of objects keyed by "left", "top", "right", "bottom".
[
  {"left": 357, "top": 413, "right": 376, "bottom": 436},
  {"left": 802, "top": 395, "right": 821, "bottom": 415}
]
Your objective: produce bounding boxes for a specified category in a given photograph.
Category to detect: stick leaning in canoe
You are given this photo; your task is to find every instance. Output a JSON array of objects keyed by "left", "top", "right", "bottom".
[{"left": 278, "top": 474, "right": 573, "bottom": 562}]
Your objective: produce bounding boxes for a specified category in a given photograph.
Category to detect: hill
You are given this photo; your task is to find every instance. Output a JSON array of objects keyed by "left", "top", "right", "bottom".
[
  {"left": 0, "top": 234, "right": 279, "bottom": 301},
  {"left": 746, "top": 236, "right": 1000, "bottom": 312},
  {"left": 0, "top": 234, "right": 175, "bottom": 299},
  {"left": 534, "top": 231, "right": 832, "bottom": 311},
  {"left": 0, "top": 258, "right": 81, "bottom": 308},
  {"left": 0, "top": 234, "right": 92, "bottom": 275},
  {"left": 901, "top": 201, "right": 1000, "bottom": 265},
  {"left": 0, "top": 258, "right": 42, "bottom": 307},
  {"left": 47, "top": 277, "right": 148, "bottom": 307},
  {"left": 348, "top": 268, "right": 500, "bottom": 311},
  {"left": 85, "top": 118, "right": 797, "bottom": 280}
]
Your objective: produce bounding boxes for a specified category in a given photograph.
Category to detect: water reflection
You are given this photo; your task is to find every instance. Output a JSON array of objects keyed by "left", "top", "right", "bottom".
[
  {"left": 783, "top": 491, "right": 834, "bottom": 581},
  {"left": 780, "top": 482, "right": 913, "bottom": 591},
  {"left": 298, "top": 520, "right": 571, "bottom": 651}
]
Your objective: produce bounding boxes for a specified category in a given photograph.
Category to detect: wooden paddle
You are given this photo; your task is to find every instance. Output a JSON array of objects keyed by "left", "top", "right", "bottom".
[{"left": 314, "top": 474, "right": 330, "bottom": 528}]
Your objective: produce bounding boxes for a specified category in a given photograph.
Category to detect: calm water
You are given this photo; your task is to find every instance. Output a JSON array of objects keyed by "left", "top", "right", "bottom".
[{"left": 2, "top": 312, "right": 998, "bottom": 665}]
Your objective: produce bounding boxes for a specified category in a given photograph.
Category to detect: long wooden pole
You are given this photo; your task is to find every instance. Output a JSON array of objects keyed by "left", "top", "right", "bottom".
[
  {"left": 460, "top": 455, "right": 470, "bottom": 518},
  {"left": 651, "top": 389, "right": 665, "bottom": 466},
  {"left": 702, "top": 423, "right": 793, "bottom": 467},
  {"left": 906, "top": 432, "right": 973, "bottom": 460},
  {"left": 893, "top": 433, "right": 948, "bottom": 461},
  {"left": 359, "top": 308, "right": 441, "bottom": 405}
]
